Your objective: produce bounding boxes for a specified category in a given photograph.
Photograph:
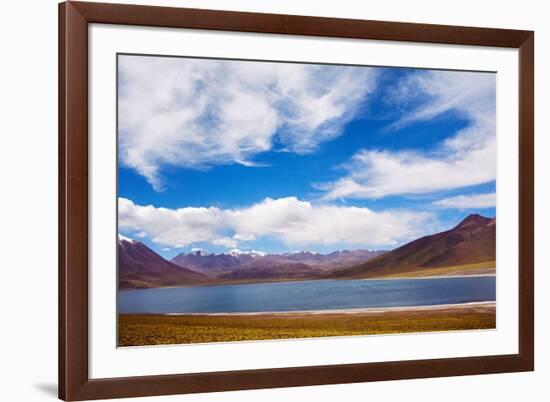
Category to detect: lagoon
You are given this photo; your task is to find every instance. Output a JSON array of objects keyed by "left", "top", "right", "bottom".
[{"left": 118, "top": 276, "right": 496, "bottom": 314}]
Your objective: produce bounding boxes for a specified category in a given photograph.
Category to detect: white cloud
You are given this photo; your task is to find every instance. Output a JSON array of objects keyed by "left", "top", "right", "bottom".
[
  {"left": 387, "top": 70, "right": 496, "bottom": 133},
  {"left": 320, "top": 144, "right": 495, "bottom": 199},
  {"left": 233, "top": 233, "right": 257, "bottom": 241},
  {"left": 211, "top": 238, "right": 238, "bottom": 248},
  {"left": 118, "top": 197, "right": 436, "bottom": 250},
  {"left": 118, "top": 55, "right": 377, "bottom": 190},
  {"left": 433, "top": 193, "right": 496, "bottom": 209},
  {"left": 320, "top": 70, "right": 496, "bottom": 200}
]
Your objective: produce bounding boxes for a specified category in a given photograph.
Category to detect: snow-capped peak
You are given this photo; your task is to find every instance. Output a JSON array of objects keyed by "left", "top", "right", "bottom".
[
  {"left": 191, "top": 248, "right": 209, "bottom": 256},
  {"left": 118, "top": 234, "right": 137, "bottom": 243},
  {"left": 229, "top": 248, "right": 266, "bottom": 257}
]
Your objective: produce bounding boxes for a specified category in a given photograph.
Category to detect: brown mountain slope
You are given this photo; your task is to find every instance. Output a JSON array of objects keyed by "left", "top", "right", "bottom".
[
  {"left": 171, "top": 251, "right": 253, "bottom": 275},
  {"left": 118, "top": 236, "right": 208, "bottom": 289},
  {"left": 327, "top": 214, "right": 496, "bottom": 279},
  {"left": 217, "top": 260, "right": 323, "bottom": 281}
]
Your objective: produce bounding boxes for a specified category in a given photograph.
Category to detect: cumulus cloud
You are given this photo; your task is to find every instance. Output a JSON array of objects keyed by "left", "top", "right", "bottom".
[
  {"left": 118, "top": 197, "right": 435, "bottom": 249},
  {"left": 118, "top": 55, "right": 377, "bottom": 190},
  {"left": 320, "top": 70, "right": 496, "bottom": 200},
  {"left": 433, "top": 193, "right": 496, "bottom": 209}
]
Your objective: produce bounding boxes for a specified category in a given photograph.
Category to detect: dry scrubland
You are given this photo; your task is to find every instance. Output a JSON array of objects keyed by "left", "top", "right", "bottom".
[{"left": 118, "top": 303, "right": 495, "bottom": 346}]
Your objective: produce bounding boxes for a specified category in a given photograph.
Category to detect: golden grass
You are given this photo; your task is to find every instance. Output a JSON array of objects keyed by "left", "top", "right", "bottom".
[
  {"left": 118, "top": 304, "right": 495, "bottom": 346},
  {"left": 377, "top": 261, "right": 496, "bottom": 279}
]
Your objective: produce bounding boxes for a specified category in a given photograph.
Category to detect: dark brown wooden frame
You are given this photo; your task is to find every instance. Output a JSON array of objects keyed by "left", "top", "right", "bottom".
[{"left": 59, "top": 1, "right": 534, "bottom": 400}]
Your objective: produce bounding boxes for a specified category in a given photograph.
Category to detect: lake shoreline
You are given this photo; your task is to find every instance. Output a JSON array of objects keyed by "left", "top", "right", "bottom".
[
  {"left": 119, "top": 271, "right": 496, "bottom": 291},
  {"left": 157, "top": 301, "right": 496, "bottom": 316}
]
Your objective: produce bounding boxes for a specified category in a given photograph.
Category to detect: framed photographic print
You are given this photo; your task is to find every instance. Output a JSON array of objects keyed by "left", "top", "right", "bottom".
[{"left": 59, "top": 1, "right": 534, "bottom": 401}]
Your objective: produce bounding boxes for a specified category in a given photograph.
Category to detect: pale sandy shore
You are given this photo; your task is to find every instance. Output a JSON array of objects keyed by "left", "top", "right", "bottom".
[
  {"left": 350, "top": 273, "right": 495, "bottom": 281},
  {"left": 165, "top": 301, "right": 496, "bottom": 317}
]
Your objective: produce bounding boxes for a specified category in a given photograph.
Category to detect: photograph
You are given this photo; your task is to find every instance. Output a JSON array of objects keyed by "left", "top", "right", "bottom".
[{"left": 116, "top": 54, "right": 497, "bottom": 347}]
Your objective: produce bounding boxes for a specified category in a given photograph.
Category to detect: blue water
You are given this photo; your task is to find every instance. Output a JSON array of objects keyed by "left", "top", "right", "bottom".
[{"left": 118, "top": 276, "right": 496, "bottom": 314}]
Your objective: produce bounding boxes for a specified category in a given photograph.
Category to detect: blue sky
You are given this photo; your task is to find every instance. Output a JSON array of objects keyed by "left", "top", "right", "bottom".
[{"left": 117, "top": 55, "right": 496, "bottom": 258}]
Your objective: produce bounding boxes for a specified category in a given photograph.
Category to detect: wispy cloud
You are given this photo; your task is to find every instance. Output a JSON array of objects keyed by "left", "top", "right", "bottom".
[
  {"left": 387, "top": 69, "right": 496, "bottom": 132},
  {"left": 319, "top": 145, "right": 495, "bottom": 200},
  {"left": 119, "top": 197, "right": 436, "bottom": 250},
  {"left": 118, "top": 55, "right": 377, "bottom": 190},
  {"left": 320, "top": 70, "right": 496, "bottom": 200},
  {"left": 433, "top": 192, "right": 496, "bottom": 209}
]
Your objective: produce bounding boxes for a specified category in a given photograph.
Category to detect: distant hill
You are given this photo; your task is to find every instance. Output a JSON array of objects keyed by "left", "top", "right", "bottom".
[
  {"left": 217, "top": 260, "right": 323, "bottom": 281},
  {"left": 171, "top": 251, "right": 256, "bottom": 275},
  {"left": 118, "top": 236, "right": 208, "bottom": 289},
  {"left": 280, "top": 250, "right": 386, "bottom": 270},
  {"left": 327, "top": 214, "right": 496, "bottom": 279}
]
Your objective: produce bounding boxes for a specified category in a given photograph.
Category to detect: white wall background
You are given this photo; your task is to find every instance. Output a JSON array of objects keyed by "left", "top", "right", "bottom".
[{"left": 0, "top": 0, "right": 546, "bottom": 401}]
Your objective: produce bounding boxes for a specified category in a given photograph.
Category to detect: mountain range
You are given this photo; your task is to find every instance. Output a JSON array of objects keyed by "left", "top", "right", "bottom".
[
  {"left": 171, "top": 249, "right": 384, "bottom": 277},
  {"left": 118, "top": 214, "right": 496, "bottom": 289}
]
